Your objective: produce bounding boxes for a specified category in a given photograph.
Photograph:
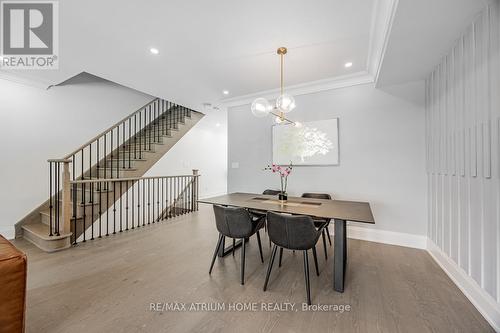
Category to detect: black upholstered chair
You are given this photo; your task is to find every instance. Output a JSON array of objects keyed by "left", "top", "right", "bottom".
[
  {"left": 301, "top": 193, "right": 333, "bottom": 260},
  {"left": 249, "top": 189, "right": 281, "bottom": 243},
  {"left": 209, "top": 205, "right": 265, "bottom": 285},
  {"left": 263, "top": 212, "right": 324, "bottom": 305}
]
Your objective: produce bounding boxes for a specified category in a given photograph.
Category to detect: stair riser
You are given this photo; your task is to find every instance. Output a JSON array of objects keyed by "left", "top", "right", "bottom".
[
  {"left": 98, "top": 160, "right": 145, "bottom": 169},
  {"left": 93, "top": 168, "right": 134, "bottom": 178}
]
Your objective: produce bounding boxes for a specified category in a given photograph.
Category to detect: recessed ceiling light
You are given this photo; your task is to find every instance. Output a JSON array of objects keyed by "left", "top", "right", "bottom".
[
  {"left": 222, "top": 90, "right": 229, "bottom": 95},
  {"left": 215, "top": 123, "right": 221, "bottom": 127},
  {"left": 150, "top": 48, "right": 159, "bottom": 55},
  {"left": 344, "top": 62, "right": 353, "bottom": 68}
]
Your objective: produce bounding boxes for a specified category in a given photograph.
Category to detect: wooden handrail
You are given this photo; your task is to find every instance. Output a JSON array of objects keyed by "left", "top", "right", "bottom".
[
  {"left": 62, "top": 98, "right": 159, "bottom": 159},
  {"left": 70, "top": 174, "right": 200, "bottom": 184}
]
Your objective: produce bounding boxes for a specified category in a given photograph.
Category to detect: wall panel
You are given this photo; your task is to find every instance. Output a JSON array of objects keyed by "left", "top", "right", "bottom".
[{"left": 426, "top": 2, "right": 500, "bottom": 302}]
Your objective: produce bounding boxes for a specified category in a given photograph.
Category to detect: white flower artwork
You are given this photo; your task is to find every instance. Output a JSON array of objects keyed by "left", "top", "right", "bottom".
[{"left": 272, "top": 118, "right": 339, "bottom": 165}]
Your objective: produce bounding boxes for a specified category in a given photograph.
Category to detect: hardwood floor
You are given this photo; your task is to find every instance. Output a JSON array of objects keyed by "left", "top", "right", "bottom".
[{"left": 14, "top": 204, "right": 493, "bottom": 333}]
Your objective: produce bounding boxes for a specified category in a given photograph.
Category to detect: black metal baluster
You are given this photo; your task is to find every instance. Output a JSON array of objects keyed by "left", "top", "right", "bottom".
[
  {"left": 142, "top": 178, "right": 146, "bottom": 226},
  {"left": 139, "top": 111, "right": 143, "bottom": 159},
  {"left": 123, "top": 122, "right": 126, "bottom": 169},
  {"left": 82, "top": 181, "right": 86, "bottom": 242},
  {"left": 154, "top": 101, "right": 157, "bottom": 143},
  {"left": 49, "top": 162, "right": 53, "bottom": 236},
  {"left": 147, "top": 178, "right": 151, "bottom": 224},
  {"left": 119, "top": 180, "right": 123, "bottom": 232},
  {"left": 162, "top": 100, "right": 166, "bottom": 135},
  {"left": 72, "top": 183, "right": 77, "bottom": 244},
  {"left": 113, "top": 181, "right": 116, "bottom": 234},
  {"left": 99, "top": 181, "right": 102, "bottom": 238},
  {"left": 131, "top": 180, "right": 135, "bottom": 229},
  {"left": 116, "top": 127, "right": 119, "bottom": 179},
  {"left": 169, "top": 177, "right": 173, "bottom": 218},
  {"left": 125, "top": 180, "right": 129, "bottom": 231},
  {"left": 91, "top": 180, "right": 94, "bottom": 240},
  {"left": 137, "top": 179, "right": 141, "bottom": 228},
  {"left": 56, "top": 162, "right": 60, "bottom": 236},
  {"left": 147, "top": 105, "right": 151, "bottom": 151},
  {"left": 156, "top": 178, "right": 160, "bottom": 221},
  {"left": 152, "top": 178, "right": 155, "bottom": 223},
  {"left": 104, "top": 134, "right": 107, "bottom": 184},
  {"left": 161, "top": 178, "right": 164, "bottom": 220},
  {"left": 110, "top": 129, "right": 114, "bottom": 179},
  {"left": 89, "top": 143, "right": 92, "bottom": 185},
  {"left": 96, "top": 139, "right": 100, "bottom": 190},
  {"left": 134, "top": 115, "right": 137, "bottom": 160},
  {"left": 128, "top": 118, "right": 132, "bottom": 169},
  {"left": 106, "top": 180, "right": 109, "bottom": 236}
]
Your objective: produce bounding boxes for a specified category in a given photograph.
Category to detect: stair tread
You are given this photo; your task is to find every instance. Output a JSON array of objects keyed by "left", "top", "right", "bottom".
[{"left": 22, "top": 223, "right": 71, "bottom": 240}]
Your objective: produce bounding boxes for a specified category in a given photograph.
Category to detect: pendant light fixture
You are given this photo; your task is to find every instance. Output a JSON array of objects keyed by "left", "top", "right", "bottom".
[{"left": 251, "top": 47, "right": 299, "bottom": 126}]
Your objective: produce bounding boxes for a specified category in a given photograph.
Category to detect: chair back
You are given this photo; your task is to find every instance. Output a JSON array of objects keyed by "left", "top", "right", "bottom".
[
  {"left": 301, "top": 192, "right": 332, "bottom": 200},
  {"left": 266, "top": 212, "right": 319, "bottom": 250},
  {"left": 263, "top": 189, "right": 281, "bottom": 195},
  {"left": 213, "top": 205, "right": 253, "bottom": 238}
]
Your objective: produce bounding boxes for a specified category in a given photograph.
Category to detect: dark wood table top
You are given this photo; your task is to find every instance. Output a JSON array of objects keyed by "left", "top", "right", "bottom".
[{"left": 198, "top": 192, "right": 375, "bottom": 224}]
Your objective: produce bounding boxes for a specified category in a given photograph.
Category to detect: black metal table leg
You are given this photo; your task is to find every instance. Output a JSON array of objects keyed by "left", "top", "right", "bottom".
[{"left": 333, "top": 219, "right": 347, "bottom": 292}]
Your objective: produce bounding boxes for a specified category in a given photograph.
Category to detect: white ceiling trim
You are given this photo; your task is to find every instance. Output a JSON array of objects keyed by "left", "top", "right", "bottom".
[
  {"left": 221, "top": 71, "right": 374, "bottom": 108},
  {"left": 367, "top": 0, "right": 399, "bottom": 84}
]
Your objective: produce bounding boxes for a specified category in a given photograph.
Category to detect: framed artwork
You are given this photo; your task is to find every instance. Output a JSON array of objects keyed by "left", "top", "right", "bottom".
[{"left": 272, "top": 118, "right": 339, "bottom": 166}]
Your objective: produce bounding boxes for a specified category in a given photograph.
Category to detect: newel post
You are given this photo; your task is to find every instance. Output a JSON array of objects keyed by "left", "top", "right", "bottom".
[
  {"left": 61, "top": 160, "right": 72, "bottom": 235},
  {"left": 192, "top": 169, "right": 199, "bottom": 211}
]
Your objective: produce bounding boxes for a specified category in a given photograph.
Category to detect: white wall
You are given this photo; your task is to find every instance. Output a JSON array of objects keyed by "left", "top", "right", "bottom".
[
  {"left": 0, "top": 73, "right": 153, "bottom": 238},
  {"left": 146, "top": 107, "right": 227, "bottom": 198},
  {"left": 227, "top": 82, "right": 427, "bottom": 236},
  {"left": 426, "top": 0, "right": 500, "bottom": 318}
]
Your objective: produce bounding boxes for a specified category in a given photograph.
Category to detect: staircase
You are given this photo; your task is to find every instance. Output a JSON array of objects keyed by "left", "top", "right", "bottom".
[{"left": 16, "top": 98, "right": 203, "bottom": 252}]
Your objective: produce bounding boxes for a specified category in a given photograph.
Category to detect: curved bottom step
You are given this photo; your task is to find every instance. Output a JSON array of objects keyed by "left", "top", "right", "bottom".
[{"left": 22, "top": 223, "right": 72, "bottom": 252}]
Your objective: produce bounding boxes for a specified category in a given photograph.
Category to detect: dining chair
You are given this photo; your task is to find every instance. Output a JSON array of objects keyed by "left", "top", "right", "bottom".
[
  {"left": 209, "top": 205, "right": 265, "bottom": 285},
  {"left": 263, "top": 212, "right": 324, "bottom": 305},
  {"left": 301, "top": 193, "right": 333, "bottom": 261},
  {"left": 249, "top": 189, "right": 281, "bottom": 245}
]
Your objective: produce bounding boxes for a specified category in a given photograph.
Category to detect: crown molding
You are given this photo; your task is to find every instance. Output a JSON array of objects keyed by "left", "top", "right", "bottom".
[
  {"left": 367, "top": 0, "right": 399, "bottom": 84},
  {"left": 221, "top": 71, "right": 374, "bottom": 108}
]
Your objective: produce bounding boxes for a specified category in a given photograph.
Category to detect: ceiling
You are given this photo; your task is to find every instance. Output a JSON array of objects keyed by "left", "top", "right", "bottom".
[
  {"left": 377, "top": 0, "right": 491, "bottom": 86},
  {"left": 0, "top": 0, "right": 490, "bottom": 109}
]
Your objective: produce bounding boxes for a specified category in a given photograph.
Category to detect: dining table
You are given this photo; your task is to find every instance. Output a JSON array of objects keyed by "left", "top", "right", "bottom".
[{"left": 198, "top": 192, "right": 375, "bottom": 293}]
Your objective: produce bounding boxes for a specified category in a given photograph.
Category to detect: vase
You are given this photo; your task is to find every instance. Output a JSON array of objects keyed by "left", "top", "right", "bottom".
[{"left": 278, "top": 192, "right": 288, "bottom": 202}]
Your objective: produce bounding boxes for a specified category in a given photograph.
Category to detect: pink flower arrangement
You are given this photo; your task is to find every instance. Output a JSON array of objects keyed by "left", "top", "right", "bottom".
[{"left": 264, "top": 162, "right": 293, "bottom": 195}]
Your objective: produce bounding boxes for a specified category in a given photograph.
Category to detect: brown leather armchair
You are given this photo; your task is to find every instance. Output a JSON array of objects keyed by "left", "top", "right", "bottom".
[{"left": 0, "top": 235, "right": 27, "bottom": 333}]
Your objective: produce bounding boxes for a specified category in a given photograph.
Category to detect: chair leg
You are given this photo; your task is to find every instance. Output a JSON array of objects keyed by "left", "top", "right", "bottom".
[
  {"left": 279, "top": 247, "right": 284, "bottom": 267},
  {"left": 256, "top": 231, "right": 264, "bottom": 263},
  {"left": 232, "top": 238, "right": 235, "bottom": 256},
  {"left": 326, "top": 224, "right": 332, "bottom": 246},
  {"left": 240, "top": 238, "right": 246, "bottom": 285},
  {"left": 303, "top": 250, "right": 311, "bottom": 305},
  {"left": 263, "top": 245, "right": 278, "bottom": 291},
  {"left": 312, "top": 246, "right": 320, "bottom": 276},
  {"left": 209, "top": 234, "right": 224, "bottom": 274},
  {"left": 322, "top": 229, "right": 328, "bottom": 260}
]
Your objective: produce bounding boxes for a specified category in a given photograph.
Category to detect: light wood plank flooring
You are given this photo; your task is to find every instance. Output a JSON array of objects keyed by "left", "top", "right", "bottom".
[{"left": 13, "top": 205, "right": 493, "bottom": 333}]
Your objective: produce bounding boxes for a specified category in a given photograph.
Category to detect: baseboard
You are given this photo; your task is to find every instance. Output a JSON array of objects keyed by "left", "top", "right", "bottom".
[
  {"left": 329, "top": 224, "right": 427, "bottom": 249},
  {"left": 427, "top": 240, "right": 500, "bottom": 332},
  {"left": 0, "top": 226, "right": 15, "bottom": 240}
]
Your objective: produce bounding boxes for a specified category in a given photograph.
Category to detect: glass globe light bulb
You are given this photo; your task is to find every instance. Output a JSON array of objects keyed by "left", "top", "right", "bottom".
[
  {"left": 276, "top": 93, "right": 296, "bottom": 113},
  {"left": 251, "top": 98, "right": 272, "bottom": 118}
]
